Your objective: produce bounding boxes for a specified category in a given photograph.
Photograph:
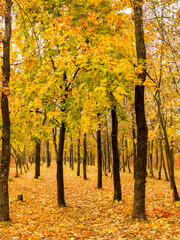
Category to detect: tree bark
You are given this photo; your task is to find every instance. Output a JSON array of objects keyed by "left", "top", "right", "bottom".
[
  {"left": 57, "top": 121, "right": 66, "bottom": 206},
  {"left": 149, "top": 140, "right": 154, "bottom": 177},
  {"left": 0, "top": 0, "right": 12, "bottom": 222},
  {"left": 111, "top": 107, "right": 122, "bottom": 201},
  {"left": 125, "top": 140, "right": 131, "bottom": 173},
  {"left": 121, "top": 135, "right": 125, "bottom": 172},
  {"left": 155, "top": 139, "right": 159, "bottom": 170},
  {"left": 97, "top": 113, "right": 102, "bottom": 189},
  {"left": 83, "top": 133, "right": 87, "bottom": 180},
  {"left": 35, "top": 140, "right": 41, "bottom": 178},
  {"left": 106, "top": 116, "right": 111, "bottom": 172},
  {"left": 46, "top": 141, "right": 51, "bottom": 168},
  {"left": 77, "top": 133, "right": 81, "bottom": 176},
  {"left": 132, "top": 0, "right": 148, "bottom": 220},
  {"left": 52, "top": 127, "right": 58, "bottom": 160}
]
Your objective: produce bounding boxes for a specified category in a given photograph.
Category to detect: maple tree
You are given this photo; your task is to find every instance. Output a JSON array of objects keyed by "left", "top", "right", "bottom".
[
  {"left": 131, "top": 0, "right": 148, "bottom": 220},
  {"left": 0, "top": 0, "right": 12, "bottom": 221}
]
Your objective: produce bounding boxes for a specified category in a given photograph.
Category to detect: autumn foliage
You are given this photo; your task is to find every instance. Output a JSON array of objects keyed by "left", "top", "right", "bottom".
[{"left": 0, "top": 0, "right": 180, "bottom": 236}]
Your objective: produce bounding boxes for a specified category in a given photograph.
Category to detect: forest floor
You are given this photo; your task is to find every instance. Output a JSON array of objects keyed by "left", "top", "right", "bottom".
[{"left": 0, "top": 162, "right": 180, "bottom": 240}]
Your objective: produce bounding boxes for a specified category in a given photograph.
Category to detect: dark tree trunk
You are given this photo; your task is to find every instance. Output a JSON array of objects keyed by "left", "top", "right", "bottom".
[
  {"left": 46, "top": 141, "right": 51, "bottom": 168},
  {"left": 57, "top": 121, "right": 66, "bottom": 206},
  {"left": 35, "top": 140, "right": 41, "bottom": 178},
  {"left": 160, "top": 140, "right": 169, "bottom": 181},
  {"left": 0, "top": 0, "right": 12, "bottom": 221},
  {"left": 158, "top": 142, "right": 163, "bottom": 180},
  {"left": 103, "top": 139, "right": 107, "bottom": 175},
  {"left": 155, "top": 139, "right": 159, "bottom": 170},
  {"left": 64, "top": 146, "right": 67, "bottom": 165},
  {"left": 106, "top": 117, "right": 111, "bottom": 172},
  {"left": 132, "top": 0, "right": 148, "bottom": 220},
  {"left": 77, "top": 134, "right": 81, "bottom": 176},
  {"left": 70, "top": 137, "right": 74, "bottom": 170},
  {"left": 121, "top": 136, "right": 125, "bottom": 172},
  {"left": 147, "top": 141, "right": 150, "bottom": 170},
  {"left": 97, "top": 113, "right": 102, "bottom": 189},
  {"left": 90, "top": 148, "right": 93, "bottom": 165},
  {"left": 125, "top": 140, "right": 131, "bottom": 173},
  {"left": 52, "top": 127, "right": 58, "bottom": 160},
  {"left": 111, "top": 107, "right": 122, "bottom": 201},
  {"left": 150, "top": 140, "right": 154, "bottom": 177},
  {"left": 83, "top": 133, "right": 87, "bottom": 180},
  {"left": 132, "top": 120, "right": 137, "bottom": 179}
]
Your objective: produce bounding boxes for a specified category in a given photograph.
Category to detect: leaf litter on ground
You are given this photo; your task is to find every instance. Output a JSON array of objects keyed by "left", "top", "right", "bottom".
[{"left": 0, "top": 162, "right": 179, "bottom": 239}]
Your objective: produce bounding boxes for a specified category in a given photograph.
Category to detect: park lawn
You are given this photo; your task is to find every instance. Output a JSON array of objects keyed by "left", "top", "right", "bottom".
[{"left": 0, "top": 162, "right": 179, "bottom": 240}]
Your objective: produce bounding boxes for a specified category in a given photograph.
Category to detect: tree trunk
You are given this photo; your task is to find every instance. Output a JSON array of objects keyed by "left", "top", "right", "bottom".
[
  {"left": 83, "top": 133, "right": 87, "bottom": 180},
  {"left": 126, "top": 140, "right": 131, "bottom": 173},
  {"left": 70, "top": 137, "right": 74, "bottom": 170},
  {"left": 77, "top": 134, "right": 81, "bottom": 176},
  {"left": 132, "top": 113, "right": 137, "bottom": 179},
  {"left": 121, "top": 136, "right": 125, "bottom": 172},
  {"left": 111, "top": 107, "right": 122, "bottom": 201},
  {"left": 0, "top": 0, "right": 12, "bottom": 221},
  {"left": 132, "top": 0, "right": 148, "bottom": 220},
  {"left": 158, "top": 142, "right": 163, "bottom": 180},
  {"left": 57, "top": 121, "right": 66, "bottom": 206},
  {"left": 106, "top": 116, "right": 111, "bottom": 173},
  {"left": 52, "top": 127, "right": 58, "bottom": 160},
  {"left": 35, "top": 140, "right": 41, "bottom": 178},
  {"left": 155, "top": 139, "right": 159, "bottom": 170},
  {"left": 97, "top": 113, "right": 102, "bottom": 189},
  {"left": 103, "top": 139, "right": 107, "bottom": 175},
  {"left": 150, "top": 140, "right": 154, "bottom": 177},
  {"left": 46, "top": 141, "right": 51, "bottom": 168},
  {"left": 155, "top": 94, "right": 179, "bottom": 200}
]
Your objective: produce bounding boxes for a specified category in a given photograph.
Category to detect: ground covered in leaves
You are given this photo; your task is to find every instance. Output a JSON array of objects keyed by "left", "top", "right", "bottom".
[{"left": 0, "top": 162, "right": 179, "bottom": 240}]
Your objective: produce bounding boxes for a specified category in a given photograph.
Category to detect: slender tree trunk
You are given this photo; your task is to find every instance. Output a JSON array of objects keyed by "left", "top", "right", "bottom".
[
  {"left": 52, "top": 127, "right": 58, "bottom": 160},
  {"left": 126, "top": 140, "right": 131, "bottom": 173},
  {"left": 121, "top": 136, "right": 125, "bottom": 172},
  {"left": 155, "top": 139, "right": 159, "bottom": 170},
  {"left": 155, "top": 95, "right": 179, "bottom": 200},
  {"left": 103, "top": 139, "right": 107, "bottom": 175},
  {"left": 158, "top": 142, "right": 163, "bottom": 180},
  {"left": 161, "top": 141, "right": 169, "bottom": 182},
  {"left": 153, "top": 2, "right": 179, "bottom": 201},
  {"left": 132, "top": 113, "right": 137, "bottom": 179},
  {"left": 106, "top": 116, "right": 111, "bottom": 172},
  {"left": 132, "top": 0, "right": 148, "bottom": 220},
  {"left": 83, "top": 133, "right": 87, "bottom": 180},
  {"left": 77, "top": 134, "right": 81, "bottom": 176},
  {"left": 35, "top": 140, "right": 41, "bottom": 178},
  {"left": 111, "top": 107, "right": 122, "bottom": 201},
  {"left": 97, "top": 113, "right": 102, "bottom": 189},
  {"left": 57, "top": 121, "right": 66, "bottom": 206},
  {"left": 24, "top": 146, "right": 29, "bottom": 170},
  {"left": 0, "top": 0, "right": 12, "bottom": 221},
  {"left": 150, "top": 140, "right": 154, "bottom": 177},
  {"left": 46, "top": 141, "right": 51, "bottom": 168},
  {"left": 70, "top": 137, "right": 74, "bottom": 170},
  {"left": 147, "top": 141, "right": 150, "bottom": 170}
]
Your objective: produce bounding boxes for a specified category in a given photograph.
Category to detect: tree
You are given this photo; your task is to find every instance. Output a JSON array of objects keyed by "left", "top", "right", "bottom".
[
  {"left": 132, "top": 0, "right": 148, "bottom": 220},
  {"left": 57, "top": 121, "right": 66, "bottom": 206},
  {"left": 111, "top": 105, "right": 122, "bottom": 201},
  {"left": 83, "top": 133, "right": 88, "bottom": 180},
  {"left": 0, "top": 0, "right": 12, "bottom": 221},
  {"left": 97, "top": 113, "right": 102, "bottom": 189}
]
